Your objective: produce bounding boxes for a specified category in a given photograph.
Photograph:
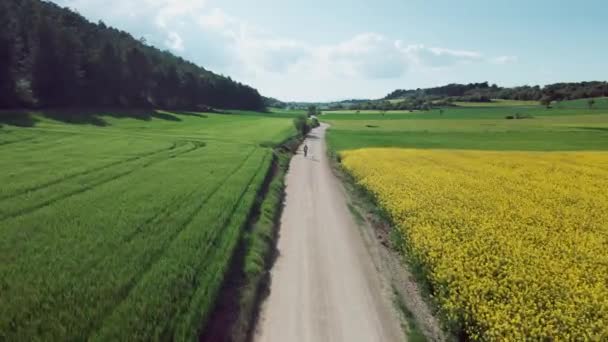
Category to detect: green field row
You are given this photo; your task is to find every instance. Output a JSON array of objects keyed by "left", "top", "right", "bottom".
[
  {"left": 0, "top": 110, "right": 296, "bottom": 340},
  {"left": 324, "top": 98, "right": 608, "bottom": 151}
]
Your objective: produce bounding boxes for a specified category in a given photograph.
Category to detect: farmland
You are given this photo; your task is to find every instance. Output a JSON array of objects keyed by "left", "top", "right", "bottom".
[
  {"left": 326, "top": 99, "right": 608, "bottom": 339},
  {"left": 0, "top": 110, "right": 297, "bottom": 341},
  {"left": 452, "top": 99, "right": 541, "bottom": 107},
  {"left": 341, "top": 149, "right": 608, "bottom": 339},
  {"left": 325, "top": 98, "right": 608, "bottom": 151}
]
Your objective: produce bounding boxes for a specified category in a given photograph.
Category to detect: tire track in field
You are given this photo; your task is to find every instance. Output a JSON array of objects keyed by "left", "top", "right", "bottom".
[
  {"left": 0, "top": 142, "right": 179, "bottom": 201},
  {"left": 0, "top": 141, "right": 201, "bottom": 220},
  {"left": 26, "top": 127, "right": 211, "bottom": 145},
  {"left": 0, "top": 132, "right": 78, "bottom": 150},
  {"left": 0, "top": 141, "right": 205, "bottom": 222},
  {"left": 116, "top": 142, "right": 234, "bottom": 247},
  {"left": 88, "top": 147, "right": 259, "bottom": 338},
  {"left": 0, "top": 136, "right": 39, "bottom": 147},
  {"left": 27, "top": 126, "right": 263, "bottom": 148},
  {"left": 68, "top": 177, "right": 207, "bottom": 282},
  {"left": 0, "top": 142, "right": 217, "bottom": 339}
]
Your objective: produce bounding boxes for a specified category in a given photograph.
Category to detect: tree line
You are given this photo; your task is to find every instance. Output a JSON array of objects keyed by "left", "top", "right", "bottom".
[
  {"left": 0, "top": 0, "right": 264, "bottom": 110},
  {"left": 384, "top": 81, "right": 608, "bottom": 104}
]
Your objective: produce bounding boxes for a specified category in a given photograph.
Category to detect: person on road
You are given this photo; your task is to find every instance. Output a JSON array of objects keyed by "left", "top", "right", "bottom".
[{"left": 303, "top": 144, "right": 308, "bottom": 157}]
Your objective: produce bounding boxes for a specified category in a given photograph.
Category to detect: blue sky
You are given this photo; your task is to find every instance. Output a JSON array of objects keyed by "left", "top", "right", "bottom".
[{"left": 51, "top": 0, "right": 608, "bottom": 101}]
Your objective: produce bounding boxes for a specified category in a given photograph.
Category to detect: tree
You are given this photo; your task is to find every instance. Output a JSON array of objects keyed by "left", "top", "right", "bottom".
[
  {"left": 153, "top": 65, "right": 181, "bottom": 108},
  {"left": 293, "top": 116, "right": 309, "bottom": 136},
  {"left": 307, "top": 105, "right": 317, "bottom": 117},
  {"left": 55, "top": 27, "right": 85, "bottom": 105},
  {"left": 0, "top": 31, "right": 16, "bottom": 108},
  {"left": 125, "top": 48, "right": 151, "bottom": 106},
  {"left": 588, "top": 98, "right": 595, "bottom": 109},
  {"left": 540, "top": 95, "right": 553, "bottom": 109},
  {"left": 32, "top": 16, "right": 62, "bottom": 106},
  {"left": 0, "top": 0, "right": 18, "bottom": 107},
  {"left": 98, "top": 43, "right": 123, "bottom": 105},
  {"left": 383, "top": 82, "right": 608, "bottom": 106},
  {"left": 0, "top": 0, "right": 265, "bottom": 111},
  {"left": 181, "top": 72, "right": 200, "bottom": 108},
  {"left": 555, "top": 99, "right": 563, "bottom": 108}
]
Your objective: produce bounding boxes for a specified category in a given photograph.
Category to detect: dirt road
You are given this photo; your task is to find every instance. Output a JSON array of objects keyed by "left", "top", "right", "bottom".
[{"left": 254, "top": 124, "right": 404, "bottom": 342}]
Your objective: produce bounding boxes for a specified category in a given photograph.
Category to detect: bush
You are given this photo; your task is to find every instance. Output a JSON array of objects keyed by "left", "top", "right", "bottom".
[
  {"left": 515, "top": 113, "right": 533, "bottom": 119},
  {"left": 506, "top": 113, "right": 533, "bottom": 120},
  {"left": 293, "top": 115, "right": 310, "bottom": 136}
]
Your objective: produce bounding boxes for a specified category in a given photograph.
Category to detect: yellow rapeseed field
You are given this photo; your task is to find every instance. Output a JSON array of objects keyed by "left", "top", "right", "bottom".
[{"left": 341, "top": 148, "right": 608, "bottom": 340}]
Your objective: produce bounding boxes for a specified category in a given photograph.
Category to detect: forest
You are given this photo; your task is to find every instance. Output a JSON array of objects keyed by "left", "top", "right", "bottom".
[
  {"left": 384, "top": 81, "right": 608, "bottom": 103},
  {"left": 0, "top": 0, "right": 264, "bottom": 110},
  {"left": 332, "top": 81, "right": 608, "bottom": 111}
]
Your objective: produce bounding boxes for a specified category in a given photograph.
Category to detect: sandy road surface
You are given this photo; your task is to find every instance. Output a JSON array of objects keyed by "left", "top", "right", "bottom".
[{"left": 254, "top": 124, "right": 404, "bottom": 342}]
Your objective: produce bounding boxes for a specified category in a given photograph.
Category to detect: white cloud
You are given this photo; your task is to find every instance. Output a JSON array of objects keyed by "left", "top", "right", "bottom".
[
  {"left": 194, "top": 13, "right": 484, "bottom": 81},
  {"left": 55, "top": 0, "right": 207, "bottom": 51},
  {"left": 490, "top": 55, "right": 518, "bottom": 64},
  {"left": 56, "top": 0, "right": 205, "bottom": 22},
  {"left": 165, "top": 31, "right": 184, "bottom": 51},
  {"left": 197, "top": 9, "right": 310, "bottom": 74},
  {"left": 198, "top": 8, "right": 234, "bottom": 32},
  {"left": 315, "top": 33, "right": 409, "bottom": 79},
  {"left": 49, "top": 0, "right": 517, "bottom": 100},
  {"left": 153, "top": 0, "right": 206, "bottom": 28},
  {"left": 428, "top": 47, "right": 482, "bottom": 59},
  {"left": 399, "top": 44, "right": 482, "bottom": 68}
]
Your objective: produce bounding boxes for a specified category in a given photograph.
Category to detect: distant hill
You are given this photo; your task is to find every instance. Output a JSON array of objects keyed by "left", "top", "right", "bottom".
[
  {"left": 263, "top": 96, "right": 286, "bottom": 108},
  {"left": 0, "top": 0, "right": 263, "bottom": 110},
  {"left": 270, "top": 99, "right": 372, "bottom": 111},
  {"left": 385, "top": 81, "right": 608, "bottom": 103}
]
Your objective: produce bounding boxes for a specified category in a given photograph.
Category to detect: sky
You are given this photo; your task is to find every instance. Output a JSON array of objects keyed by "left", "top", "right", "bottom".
[{"left": 50, "top": 0, "right": 608, "bottom": 102}]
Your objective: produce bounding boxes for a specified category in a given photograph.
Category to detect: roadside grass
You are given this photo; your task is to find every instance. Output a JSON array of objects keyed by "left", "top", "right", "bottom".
[
  {"left": 193, "top": 124, "right": 309, "bottom": 342},
  {"left": 347, "top": 202, "right": 365, "bottom": 225},
  {"left": 232, "top": 151, "right": 291, "bottom": 341},
  {"left": 392, "top": 286, "right": 428, "bottom": 342},
  {"left": 0, "top": 109, "right": 297, "bottom": 341},
  {"left": 225, "top": 121, "right": 315, "bottom": 341},
  {"left": 326, "top": 145, "right": 446, "bottom": 341}
]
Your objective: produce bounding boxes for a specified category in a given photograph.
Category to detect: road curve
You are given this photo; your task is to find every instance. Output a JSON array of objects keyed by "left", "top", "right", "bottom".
[{"left": 254, "top": 124, "right": 404, "bottom": 342}]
